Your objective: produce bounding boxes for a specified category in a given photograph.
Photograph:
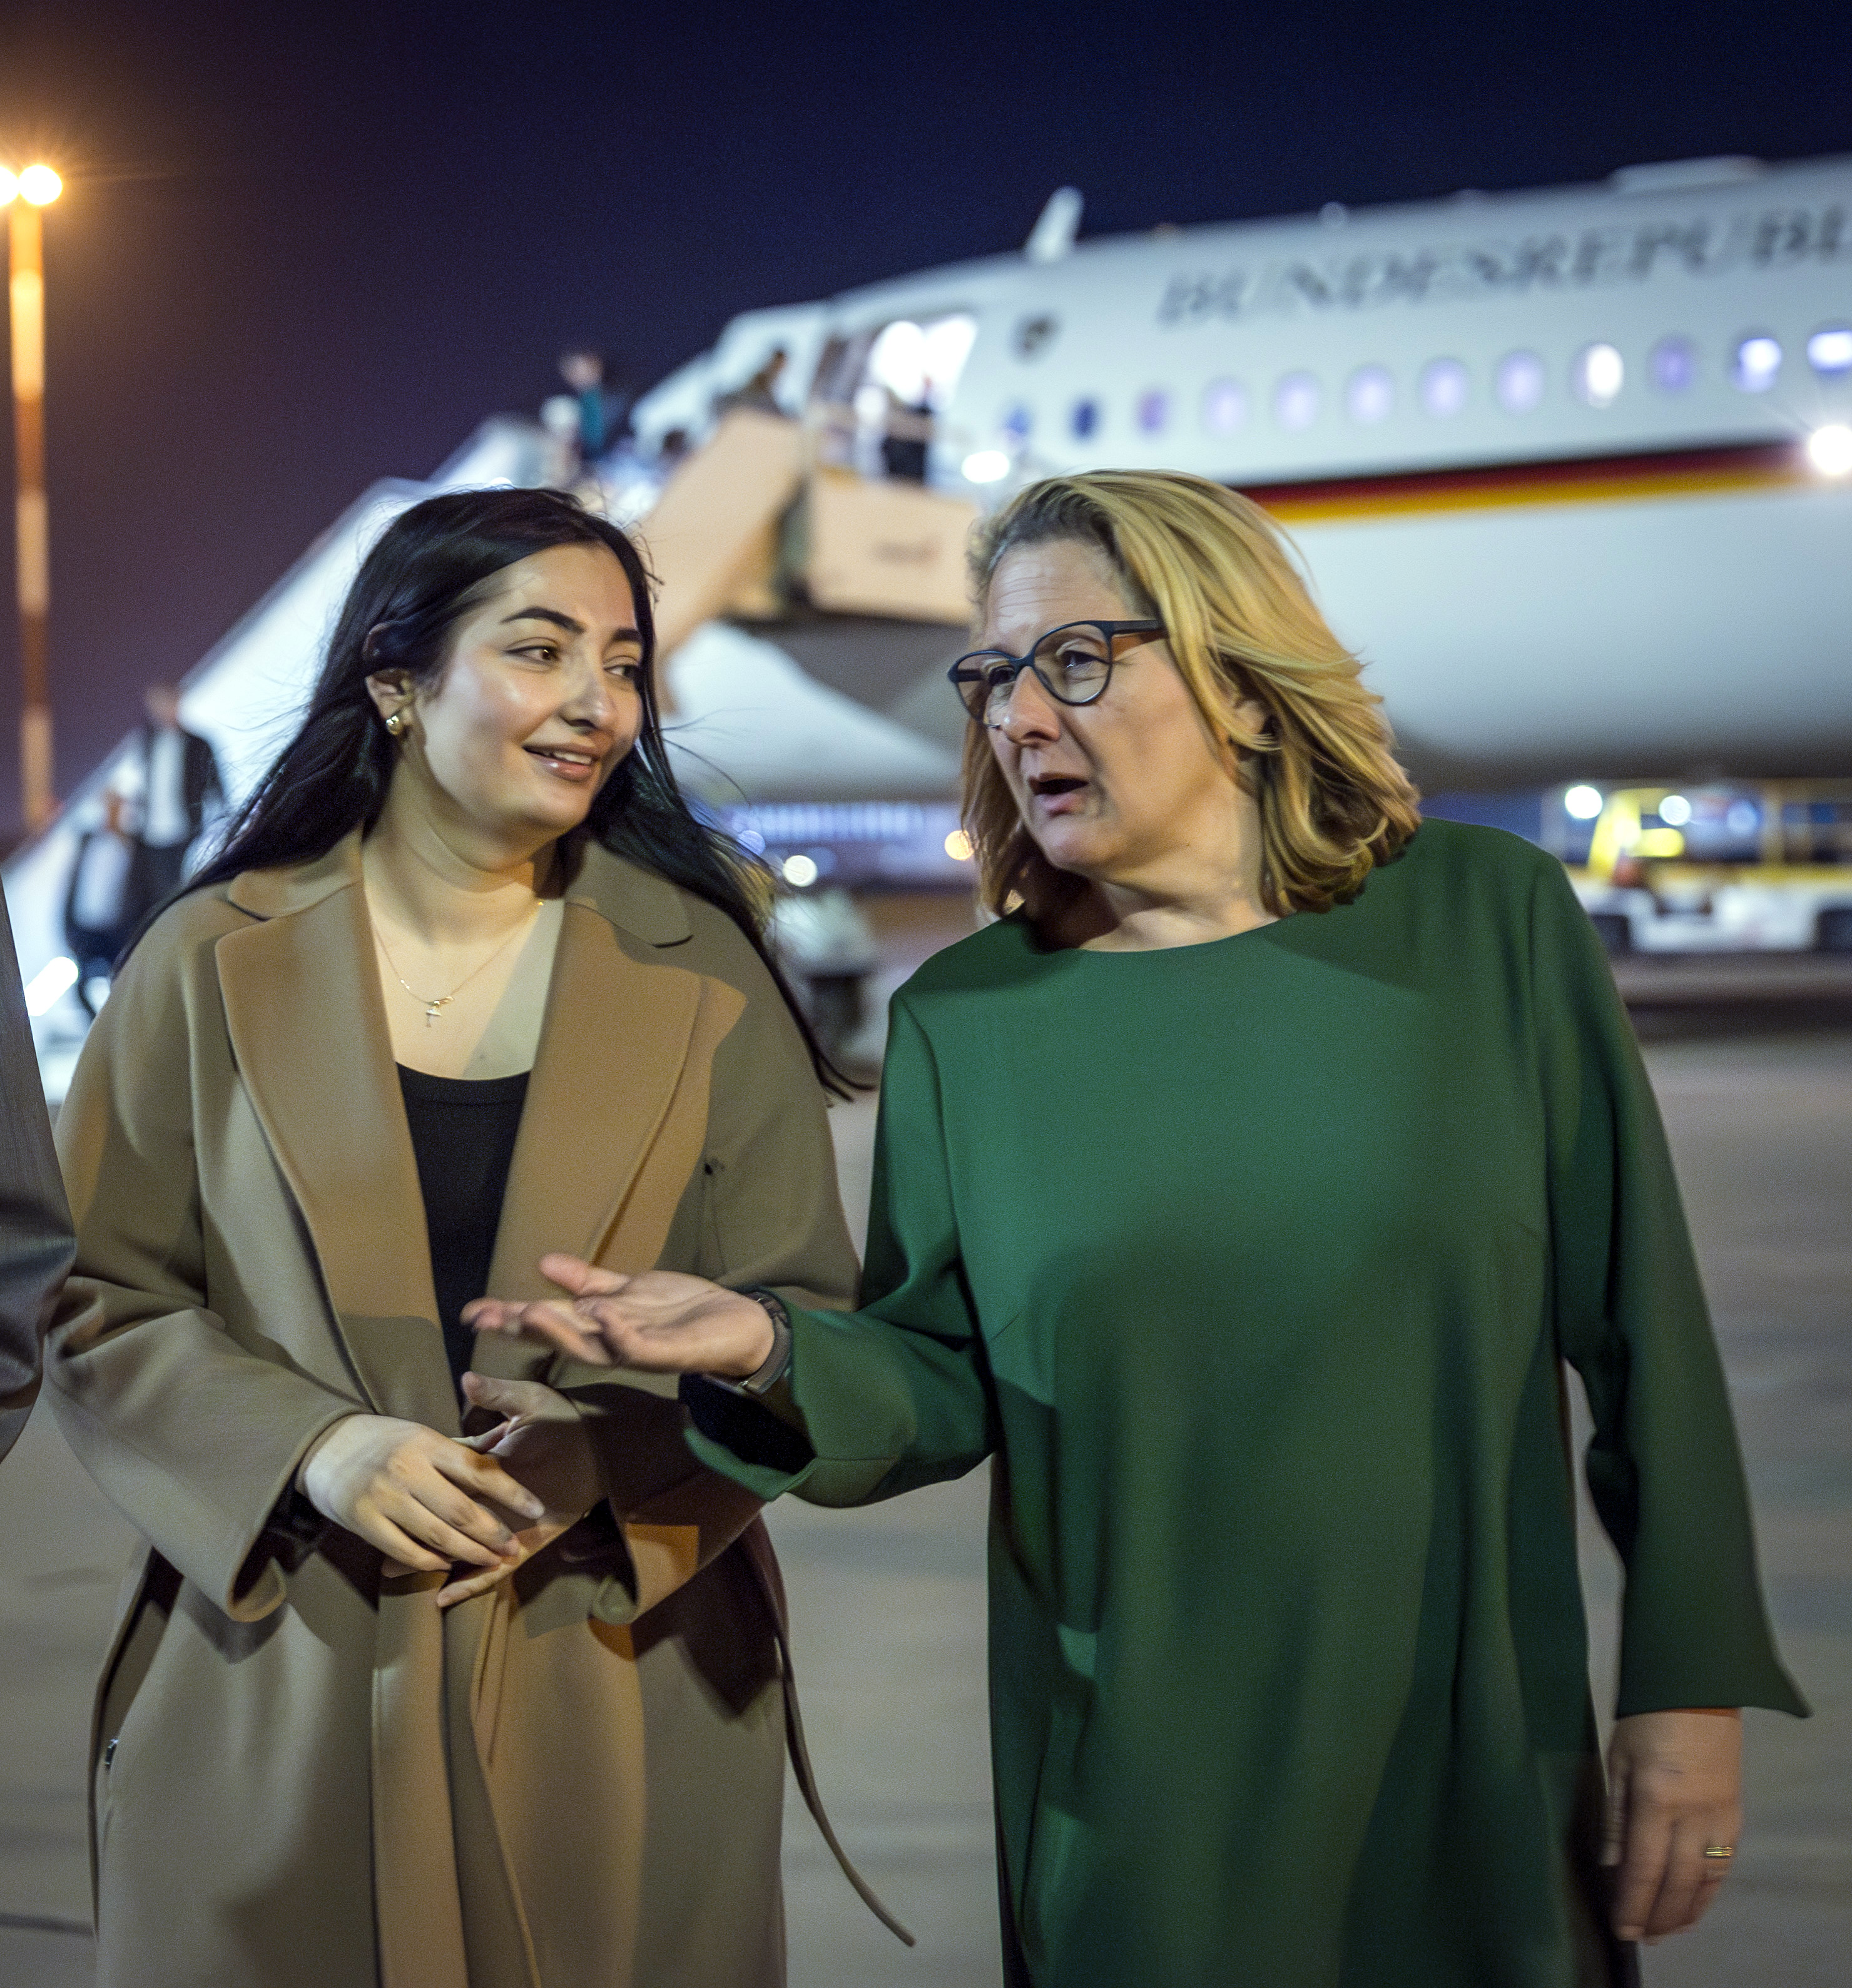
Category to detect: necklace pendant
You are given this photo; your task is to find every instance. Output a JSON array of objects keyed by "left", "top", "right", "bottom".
[{"left": 424, "top": 1002, "right": 443, "bottom": 1026}]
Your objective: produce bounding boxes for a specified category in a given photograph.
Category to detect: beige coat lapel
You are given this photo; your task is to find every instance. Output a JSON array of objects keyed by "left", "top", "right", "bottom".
[
  {"left": 469, "top": 889, "right": 744, "bottom": 1386},
  {"left": 218, "top": 838, "right": 457, "bottom": 1434},
  {"left": 483, "top": 900, "right": 700, "bottom": 1296}
]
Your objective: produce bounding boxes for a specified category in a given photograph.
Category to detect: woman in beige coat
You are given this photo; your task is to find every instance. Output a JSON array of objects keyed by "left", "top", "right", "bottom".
[{"left": 47, "top": 488, "right": 885, "bottom": 1988}]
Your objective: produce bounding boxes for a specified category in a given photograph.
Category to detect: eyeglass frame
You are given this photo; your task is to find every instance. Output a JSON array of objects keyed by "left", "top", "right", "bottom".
[{"left": 947, "top": 620, "right": 1167, "bottom": 728}]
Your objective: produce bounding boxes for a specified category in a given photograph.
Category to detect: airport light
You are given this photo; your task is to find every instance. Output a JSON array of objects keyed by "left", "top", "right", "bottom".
[
  {"left": 1564, "top": 784, "right": 1604, "bottom": 821},
  {"left": 780, "top": 853, "right": 820, "bottom": 888},
  {"left": 1658, "top": 794, "right": 1692, "bottom": 826},
  {"left": 3, "top": 161, "right": 62, "bottom": 829},
  {"left": 962, "top": 449, "right": 1010, "bottom": 484},
  {"left": 944, "top": 828, "right": 974, "bottom": 861},
  {"left": 1806, "top": 423, "right": 1852, "bottom": 478}
]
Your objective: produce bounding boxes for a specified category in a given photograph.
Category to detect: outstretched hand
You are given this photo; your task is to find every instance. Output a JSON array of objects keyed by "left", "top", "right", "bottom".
[{"left": 463, "top": 1252, "right": 775, "bottom": 1378}]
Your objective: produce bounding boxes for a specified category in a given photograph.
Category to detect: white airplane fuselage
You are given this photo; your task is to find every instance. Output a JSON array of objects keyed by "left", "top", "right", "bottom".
[{"left": 636, "top": 156, "right": 1852, "bottom": 783}]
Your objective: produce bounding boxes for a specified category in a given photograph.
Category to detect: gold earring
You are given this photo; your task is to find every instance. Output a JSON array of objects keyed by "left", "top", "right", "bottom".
[{"left": 384, "top": 710, "right": 406, "bottom": 738}]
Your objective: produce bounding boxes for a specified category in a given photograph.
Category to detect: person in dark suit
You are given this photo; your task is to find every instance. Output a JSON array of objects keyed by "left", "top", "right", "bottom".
[
  {"left": 0, "top": 882, "right": 76, "bottom": 1459},
  {"left": 63, "top": 789, "right": 144, "bottom": 1017},
  {"left": 133, "top": 683, "right": 224, "bottom": 901}
]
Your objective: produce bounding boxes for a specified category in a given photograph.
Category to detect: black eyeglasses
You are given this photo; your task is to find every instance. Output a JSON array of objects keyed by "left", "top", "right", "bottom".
[{"left": 947, "top": 621, "right": 1165, "bottom": 726}]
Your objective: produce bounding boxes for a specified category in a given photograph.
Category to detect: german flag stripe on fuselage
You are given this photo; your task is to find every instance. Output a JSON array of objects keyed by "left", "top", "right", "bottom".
[{"left": 1237, "top": 437, "right": 1818, "bottom": 523}]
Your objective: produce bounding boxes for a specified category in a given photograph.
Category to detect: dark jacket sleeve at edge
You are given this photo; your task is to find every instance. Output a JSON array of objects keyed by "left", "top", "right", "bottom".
[{"left": 0, "top": 883, "right": 75, "bottom": 1459}]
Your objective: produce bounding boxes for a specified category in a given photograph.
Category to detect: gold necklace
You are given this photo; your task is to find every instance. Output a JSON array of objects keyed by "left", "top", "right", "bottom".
[{"left": 372, "top": 907, "right": 539, "bottom": 1027}]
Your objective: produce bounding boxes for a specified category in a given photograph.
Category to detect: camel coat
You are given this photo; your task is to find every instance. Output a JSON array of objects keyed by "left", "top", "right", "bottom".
[{"left": 47, "top": 833, "right": 862, "bottom": 1988}]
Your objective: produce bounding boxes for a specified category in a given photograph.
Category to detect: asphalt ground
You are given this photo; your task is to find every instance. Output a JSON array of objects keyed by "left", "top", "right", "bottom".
[{"left": 2, "top": 975, "right": 1845, "bottom": 1987}]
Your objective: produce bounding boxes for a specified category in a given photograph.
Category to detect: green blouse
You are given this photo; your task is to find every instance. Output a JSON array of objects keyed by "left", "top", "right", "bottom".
[{"left": 691, "top": 820, "right": 1804, "bottom": 1988}]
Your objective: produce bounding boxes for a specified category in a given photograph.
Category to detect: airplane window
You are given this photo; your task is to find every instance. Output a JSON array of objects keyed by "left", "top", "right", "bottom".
[
  {"left": 1071, "top": 397, "right": 1101, "bottom": 439},
  {"left": 1137, "top": 389, "right": 1169, "bottom": 434},
  {"left": 1419, "top": 358, "right": 1468, "bottom": 417},
  {"left": 1648, "top": 337, "right": 1697, "bottom": 393},
  {"left": 1731, "top": 334, "right": 1782, "bottom": 393},
  {"left": 1807, "top": 325, "right": 1852, "bottom": 377},
  {"left": 1274, "top": 372, "right": 1321, "bottom": 430},
  {"left": 1494, "top": 350, "right": 1545, "bottom": 413},
  {"left": 1572, "top": 343, "right": 1624, "bottom": 408},
  {"left": 1345, "top": 366, "right": 1394, "bottom": 424},
  {"left": 1203, "top": 377, "right": 1249, "bottom": 434}
]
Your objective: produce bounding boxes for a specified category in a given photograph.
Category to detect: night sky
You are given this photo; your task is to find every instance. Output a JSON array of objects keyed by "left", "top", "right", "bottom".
[{"left": 0, "top": 0, "right": 1846, "bottom": 834}]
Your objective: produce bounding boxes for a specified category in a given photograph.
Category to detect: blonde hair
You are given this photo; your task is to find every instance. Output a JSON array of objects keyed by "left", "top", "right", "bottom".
[{"left": 962, "top": 470, "right": 1421, "bottom": 921}]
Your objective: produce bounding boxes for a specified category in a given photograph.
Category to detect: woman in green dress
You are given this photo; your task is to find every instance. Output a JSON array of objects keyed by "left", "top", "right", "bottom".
[{"left": 472, "top": 471, "right": 1804, "bottom": 1987}]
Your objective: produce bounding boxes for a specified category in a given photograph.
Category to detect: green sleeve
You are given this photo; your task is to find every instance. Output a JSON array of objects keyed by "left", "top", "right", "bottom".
[
  {"left": 1532, "top": 856, "right": 1807, "bottom": 1719},
  {"left": 684, "top": 993, "right": 997, "bottom": 1504}
]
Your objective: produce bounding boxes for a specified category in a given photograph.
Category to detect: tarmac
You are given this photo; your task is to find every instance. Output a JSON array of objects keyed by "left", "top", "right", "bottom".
[{"left": 1, "top": 966, "right": 1845, "bottom": 1987}]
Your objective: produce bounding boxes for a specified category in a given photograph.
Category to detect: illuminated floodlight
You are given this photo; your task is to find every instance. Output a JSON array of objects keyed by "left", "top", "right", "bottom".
[
  {"left": 1345, "top": 365, "right": 1394, "bottom": 425},
  {"left": 1563, "top": 784, "right": 1604, "bottom": 821},
  {"left": 1419, "top": 358, "right": 1468, "bottom": 417},
  {"left": 1808, "top": 325, "right": 1852, "bottom": 377},
  {"left": 1493, "top": 350, "right": 1545, "bottom": 413},
  {"left": 1807, "top": 423, "right": 1852, "bottom": 477},
  {"left": 1572, "top": 343, "right": 1624, "bottom": 408},
  {"left": 18, "top": 164, "right": 62, "bottom": 205},
  {"left": 24, "top": 955, "right": 79, "bottom": 1017},
  {"left": 0, "top": 169, "right": 16, "bottom": 206},
  {"left": 962, "top": 449, "right": 1010, "bottom": 484},
  {"left": 1730, "top": 333, "right": 1781, "bottom": 393},
  {"left": 1658, "top": 794, "right": 1692, "bottom": 827},
  {"left": 944, "top": 829, "right": 974, "bottom": 862},
  {"left": 781, "top": 853, "right": 819, "bottom": 888}
]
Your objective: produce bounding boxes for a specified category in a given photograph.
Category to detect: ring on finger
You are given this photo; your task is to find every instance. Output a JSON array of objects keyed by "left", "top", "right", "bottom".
[{"left": 1702, "top": 1844, "right": 1735, "bottom": 1864}]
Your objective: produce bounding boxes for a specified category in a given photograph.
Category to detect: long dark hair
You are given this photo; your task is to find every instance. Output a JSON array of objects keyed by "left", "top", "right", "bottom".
[{"left": 180, "top": 486, "right": 847, "bottom": 1092}]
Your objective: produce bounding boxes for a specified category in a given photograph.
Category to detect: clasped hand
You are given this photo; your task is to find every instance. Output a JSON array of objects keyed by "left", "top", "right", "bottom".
[
  {"left": 463, "top": 1252, "right": 773, "bottom": 1375},
  {"left": 298, "top": 1373, "right": 606, "bottom": 1608}
]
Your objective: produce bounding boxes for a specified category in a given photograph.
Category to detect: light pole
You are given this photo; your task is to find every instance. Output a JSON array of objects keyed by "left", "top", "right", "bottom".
[{"left": 2, "top": 162, "right": 62, "bottom": 832}]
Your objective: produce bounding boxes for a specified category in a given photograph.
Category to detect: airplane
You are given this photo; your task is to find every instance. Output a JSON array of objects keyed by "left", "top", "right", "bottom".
[
  {"left": 8, "top": 151, "right": 1851, "bottom": 1026},
  {"left": 635, "top": 150, "right": 1852, "bottom": 787}
]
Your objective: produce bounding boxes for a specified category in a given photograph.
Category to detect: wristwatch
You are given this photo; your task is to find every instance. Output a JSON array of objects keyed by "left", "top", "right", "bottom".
[{"left": 735, "top": 1287, "right": 793, "bottom": 1395}]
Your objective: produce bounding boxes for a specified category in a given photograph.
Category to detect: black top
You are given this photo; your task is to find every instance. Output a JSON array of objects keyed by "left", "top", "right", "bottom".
[{"left": 397, "top": 1065, "right": 531, "bottom": 1392}]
